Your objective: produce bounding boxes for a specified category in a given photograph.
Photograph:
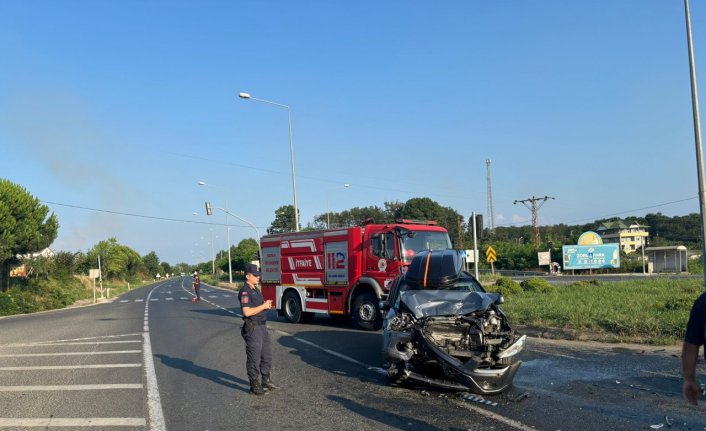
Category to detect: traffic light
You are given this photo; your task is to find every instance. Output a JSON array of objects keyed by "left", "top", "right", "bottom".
[{"left": 205, "top": 201, "right": 213, "bottom": 216}]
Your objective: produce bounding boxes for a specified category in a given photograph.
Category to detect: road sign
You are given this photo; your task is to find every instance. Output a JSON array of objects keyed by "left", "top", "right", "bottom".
[
  {"left": 464, "top": 249, "right": 476, "bottom": 263},
  {"left": 486, "top": 246, "right": 497, "bottom": 263},
  {"left": 538, "top": 251, "right": 551, "bottom": 266}
]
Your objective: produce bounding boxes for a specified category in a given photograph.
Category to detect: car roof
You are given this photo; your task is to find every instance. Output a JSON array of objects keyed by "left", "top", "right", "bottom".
[{"left": 404, "top": 249, "right": 463, "bottom": 288}]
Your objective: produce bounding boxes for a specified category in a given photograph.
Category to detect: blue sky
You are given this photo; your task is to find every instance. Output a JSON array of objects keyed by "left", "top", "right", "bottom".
[{"left": 1, "top": 1, "right": 705, "bottom": 265}]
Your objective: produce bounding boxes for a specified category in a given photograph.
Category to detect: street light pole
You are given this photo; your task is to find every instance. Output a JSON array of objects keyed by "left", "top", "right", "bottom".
[
  {"left": 327, "top": 183, "right": 350, "bottom": 229},
  {"left": 683, "top": 0, "right": 706, "bottom": 289},
  {"left": 205, "top": 201, "right": 262, "bottom": 265},
  {"left": 209, "top": 228, "right": 215, "bottom": 275},
  {"left": 199, "top": 181, "right": 233, "bottom": 284},
  {"left": 239, "top": 92, "right": 299, "bottom": 232}
]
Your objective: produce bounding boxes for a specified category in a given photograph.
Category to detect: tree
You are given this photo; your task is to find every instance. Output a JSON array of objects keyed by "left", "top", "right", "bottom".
[
  {"left": 51, "top": 251, "right": 81, "bottom": 279},
  {"left": 269, "top": 205, "right": 299, "bottom": 234},
  {"left": 142, "top": 251, "right": 160, "bottom": 276},
  {"left": 160, "top": 262, "right": 172, "bottom": 276},
  {"left": 0, "top": 179, "right": 59, "bottom": 290},
  {"left": 86, "top": 238, "right": 143, "bottom": 279},
  {"left": 399, "top": 198, "right": 463, "bottom": 248},
  {"left": 232, "top": 238, "right": 259, "bottom": 271}
]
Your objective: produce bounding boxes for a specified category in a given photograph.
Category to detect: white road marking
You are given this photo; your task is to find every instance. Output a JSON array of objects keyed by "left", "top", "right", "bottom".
[
  {"left": 1, "top": 340, "right": 141, "bottom": 347},
  {"left": 166, "top": 298, "right": 174, "bottom": 301},
  {"left": 136, "top": 299, "right": 144, "bottom": 302},
  {"left": 456, "top": 400, "right": 539, "bottom": 431},
  {"left": 150, "top": 298, "right": 159, "bottom": 301},
  {"left": 0, "top": 364, "right": 141, "bottom": 371},
  {"left": 0, "top": 350, "right": 141, "bottom": 358},
  {"left": 120, "top": 300, "right": 129, "bottom": 303},
  {"left": 1, "top": 333, "right": 142, "bottom": 347},
  {"left": 0, "top": 418, "right": 146, "bottom": 427},
  {"left": 0, "top": 384, "right": 142, "bottom": 391},
  {"left": 530, "top": 348, "right": 585, "bottom": 361},
  {"left": 144, "top": 286, "right": 167, "bottom": 431}
]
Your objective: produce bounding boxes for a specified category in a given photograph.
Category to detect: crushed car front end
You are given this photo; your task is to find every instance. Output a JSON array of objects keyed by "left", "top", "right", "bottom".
[{"left": 382, "top": 249, "right": 525, "bottom": 394}]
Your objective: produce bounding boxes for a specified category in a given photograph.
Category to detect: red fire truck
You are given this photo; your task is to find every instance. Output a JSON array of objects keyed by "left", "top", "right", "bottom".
[{"left": 260, "top": 219, "right": 452, "bottom": 330}]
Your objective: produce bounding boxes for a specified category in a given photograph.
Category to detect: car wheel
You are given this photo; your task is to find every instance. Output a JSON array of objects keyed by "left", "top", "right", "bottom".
[
  {"left": 283, "top": 291, "right": 303, "bottom": 323},
  {"left": 352, "top": 292, "right": 382, "bottom": 331}
]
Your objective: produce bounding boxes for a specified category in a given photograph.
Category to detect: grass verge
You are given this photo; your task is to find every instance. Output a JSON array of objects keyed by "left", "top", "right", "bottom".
[{"left": 494, "top": 278, "right": 703, "bottom": 345}]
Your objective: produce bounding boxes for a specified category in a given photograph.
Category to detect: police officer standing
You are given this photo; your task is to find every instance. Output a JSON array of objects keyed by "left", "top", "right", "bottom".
[
  {"left": 239, "top": 263, "right": 279, "bottom": 395},
  {"left": 682, "top": 291, "right": 706, "bottom": 405}
]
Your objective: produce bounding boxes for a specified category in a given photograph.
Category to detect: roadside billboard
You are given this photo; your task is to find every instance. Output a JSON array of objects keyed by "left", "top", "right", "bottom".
[{"left": 562, "top": 244, "right": 620, "bottom": 270}]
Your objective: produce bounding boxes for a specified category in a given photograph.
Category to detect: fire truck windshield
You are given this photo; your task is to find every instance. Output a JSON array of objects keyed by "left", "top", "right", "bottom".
[{"left": 399, "top": 230, "right": 452, "bottom": 263}]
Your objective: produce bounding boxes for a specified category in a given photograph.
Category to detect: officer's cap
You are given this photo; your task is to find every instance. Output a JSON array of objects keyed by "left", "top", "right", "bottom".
[{"left": 245, "top": 263, "right": 261, "bottom": 276}]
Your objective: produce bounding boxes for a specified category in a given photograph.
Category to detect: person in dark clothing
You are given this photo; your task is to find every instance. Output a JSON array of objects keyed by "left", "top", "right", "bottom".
[
  {"left": 238, "top": 263, "right": 279, "bottom": 395},
  {"left": 192, "top": 273, "right": 201, "bottom": 303},
  {"left": 683, "top": 291, "right": 706, "bottom": 405}
]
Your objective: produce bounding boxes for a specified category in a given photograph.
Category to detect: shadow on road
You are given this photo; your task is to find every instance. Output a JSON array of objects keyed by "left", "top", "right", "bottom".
[
  {"left": 278, "top": 330, "right": 384, "bottom": 385},
  {"left": 328, "top": 395, "right": 466, "bottom": 431},
  {"left": 154, "top": 353, "right": 249, "bottom": 393}
]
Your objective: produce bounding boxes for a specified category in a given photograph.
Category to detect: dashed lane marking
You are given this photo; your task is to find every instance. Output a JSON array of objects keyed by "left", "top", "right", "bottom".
[
  {"left": 0, "top": 384, "right": 142, "bottom": 391},
  {"left": 0, "top": 350, "right": 141, "bottom": 358},
  {"left": 5, "top": 340, "right": 141, "bottom": 347},
  {"left": 0, "top": 418, "right": 146, "bottom": 427},
  {"left": 0, "top": 364, "right": 141, "bottom": 371}
]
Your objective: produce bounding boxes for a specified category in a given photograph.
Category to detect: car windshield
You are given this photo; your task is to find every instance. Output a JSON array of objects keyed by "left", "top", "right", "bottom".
[
  {"left": 389, "top": 271, "right": 485, "bottom": 309},
  {"left": 400, "top": 230, "right": 452, "bottom": 263}
]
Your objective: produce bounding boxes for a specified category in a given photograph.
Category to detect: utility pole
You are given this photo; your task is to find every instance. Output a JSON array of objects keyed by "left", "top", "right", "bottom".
[
  {"left": 486, "top": 159, "right": 495, "bottom": 233},
  {"left": 683, "top": 0, "right": 706, "bottom": 289},
  {"left": 514, "top": 195, "right": 555, "bottom": 250},
  {"left": 456, "top": 216, "right": 463, "bottom": 249}
]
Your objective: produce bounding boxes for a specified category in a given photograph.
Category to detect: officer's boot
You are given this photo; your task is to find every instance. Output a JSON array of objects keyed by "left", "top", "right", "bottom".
[
  {"left": 249, "top": 378, "right": 266, "bottom": 396},
  {"left": 261, "top": 374, "right": 280, "bottom": 390}
]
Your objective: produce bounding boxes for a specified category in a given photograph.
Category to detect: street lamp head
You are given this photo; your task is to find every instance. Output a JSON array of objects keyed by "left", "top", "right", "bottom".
[
  {"left": 239, "top": 92, "right": 251, "bottom": 99},
  {"left": 198, "top": 181, "right": 206, "bottom": 186},
  {"left": 344, "top": 183, "right": 350, "bottom": 188}
]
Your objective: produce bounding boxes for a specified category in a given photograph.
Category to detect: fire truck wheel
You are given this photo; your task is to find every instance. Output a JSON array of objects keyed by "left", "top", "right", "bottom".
[
  {"left": 352, "top": 292, "right": 382, "bottom": 331},
  {"left": 283, "top": 291, "right": 303, "bottom": 323}
]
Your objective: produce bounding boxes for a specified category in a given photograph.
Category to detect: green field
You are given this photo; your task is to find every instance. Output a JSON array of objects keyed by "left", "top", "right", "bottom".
[{"left": 490, "top": 277, "right": 703, "bottom": 345}]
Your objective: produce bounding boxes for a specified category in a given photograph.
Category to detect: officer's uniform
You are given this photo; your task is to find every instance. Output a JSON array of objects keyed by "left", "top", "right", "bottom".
[{"left": 238, "top": 279, "right": 273, "bottom": 392}]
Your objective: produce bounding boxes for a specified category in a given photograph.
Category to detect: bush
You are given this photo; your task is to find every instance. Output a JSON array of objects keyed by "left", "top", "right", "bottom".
[
  {"left": 570, "top": 279, "right": 603, "bottom": 288},
  {"left": 488, "top": 277, "right": 523, "bottom": 296},
  {"left": 520, "top": 277, "right": 557, "bottom": 294},
  {"left": 0, "top": 277, "right": 89, "bottom": 316}
]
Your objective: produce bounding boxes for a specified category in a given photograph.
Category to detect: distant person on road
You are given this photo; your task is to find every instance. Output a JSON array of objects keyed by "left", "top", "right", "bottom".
[
  {"left": 238, "top": 263, "right": 279, "bottom": 396},
  {"left": 682, "top": 291, "right": 706, "bottom": 405},
  {"left": 192, "top": 273, "right": 201, "bottom": 303}
]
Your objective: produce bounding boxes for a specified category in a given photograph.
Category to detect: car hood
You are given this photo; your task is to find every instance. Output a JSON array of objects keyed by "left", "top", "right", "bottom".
[{"left": 398, "top": 290, "right": 501, "bottom": 319}]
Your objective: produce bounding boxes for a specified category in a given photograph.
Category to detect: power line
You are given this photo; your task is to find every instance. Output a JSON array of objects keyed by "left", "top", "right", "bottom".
[{"left": 40, "top": 201, "right": 270, "bottom": 229}]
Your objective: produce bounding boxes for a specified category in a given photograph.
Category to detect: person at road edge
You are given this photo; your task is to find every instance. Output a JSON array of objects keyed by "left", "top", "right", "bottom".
[
  {"left": 192, "top": 273, "right": 201, "bottom": 303},
  {"left": 238, "top": 263, "right": 279, "bottom": 395},
  {"left": 682, "top": 291, "right": 706, "bottom": 405}
]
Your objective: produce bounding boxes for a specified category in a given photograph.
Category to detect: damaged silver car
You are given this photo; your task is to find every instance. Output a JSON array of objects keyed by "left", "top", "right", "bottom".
[{"left": 381, "top": 249, "right": 525, "bottom": 394}]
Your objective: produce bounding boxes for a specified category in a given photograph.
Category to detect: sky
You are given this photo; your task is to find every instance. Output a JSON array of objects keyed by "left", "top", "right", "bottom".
[{"left": 1, "top": 1, "right": 705, "bottom": 265}]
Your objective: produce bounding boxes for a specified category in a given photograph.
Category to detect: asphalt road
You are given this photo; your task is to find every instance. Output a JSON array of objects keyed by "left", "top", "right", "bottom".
[{"left": 1, "top": 278, "right": 705, "bottom": 430}]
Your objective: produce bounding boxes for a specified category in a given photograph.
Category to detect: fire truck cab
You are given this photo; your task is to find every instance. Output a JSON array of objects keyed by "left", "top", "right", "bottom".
[{"left": 260, "top": 219, "right": 452, "bottom": 330}]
